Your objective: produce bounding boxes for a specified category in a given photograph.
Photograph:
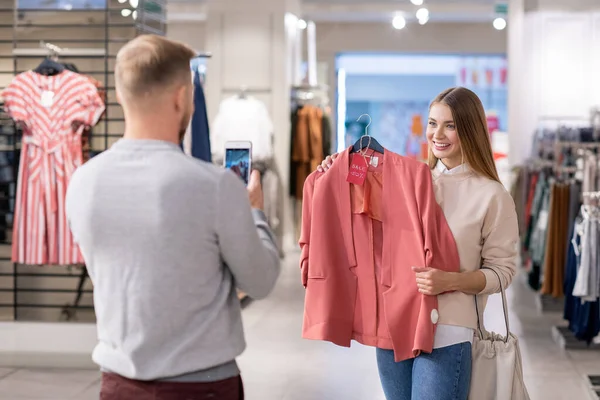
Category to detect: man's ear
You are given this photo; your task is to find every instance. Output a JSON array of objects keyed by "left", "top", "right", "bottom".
[{"left": 174, "top": 85, "right": 187, "bottom": 112}]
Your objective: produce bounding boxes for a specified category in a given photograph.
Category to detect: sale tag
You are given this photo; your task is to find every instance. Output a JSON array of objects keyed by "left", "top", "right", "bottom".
[
  {"left": 41, "top": 91, "right": 54, "bottom": 108},
  {"left": 347, "top": 155, "right": 368, "bottom": 185}
]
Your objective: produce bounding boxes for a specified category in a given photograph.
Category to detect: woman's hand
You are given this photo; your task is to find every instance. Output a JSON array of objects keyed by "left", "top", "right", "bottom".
[
  {"left": 317, "top": 153, "right": 339, "bottom": 172},
  {"left": 412, "top": 266, "right": 457, "bottom": 296}
]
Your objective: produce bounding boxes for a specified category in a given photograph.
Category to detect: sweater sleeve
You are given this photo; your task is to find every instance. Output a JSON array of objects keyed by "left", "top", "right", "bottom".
[
  {"left": 299, "top": 173, "right": 317, "bottom": 287},
  {"left": 479, "top": 188, "right": 519, "bottom": 295},
  {"left": 417, "top": 166, "right": 460, "bottom": 273},
  {"left": 216, "top": 170, "right": 280, "bottom": 300}
]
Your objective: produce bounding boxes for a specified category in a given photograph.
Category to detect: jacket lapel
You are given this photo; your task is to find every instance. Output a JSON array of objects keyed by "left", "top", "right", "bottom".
[{"left": 333, "top": 148, "right": 357, "bottom": 268}]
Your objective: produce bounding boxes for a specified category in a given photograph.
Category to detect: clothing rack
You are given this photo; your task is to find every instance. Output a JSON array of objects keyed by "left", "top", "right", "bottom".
[
  {"left": 0, "top": 0, "right": 166, "bottom": 322},
  {"left": 514, "top": 120, "right": 600, "bottom": 351}
]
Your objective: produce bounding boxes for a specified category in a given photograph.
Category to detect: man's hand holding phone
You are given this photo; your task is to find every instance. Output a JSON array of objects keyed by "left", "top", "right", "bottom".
[{"left": 247, "top": 170, "right": 264, "bottom": 211}]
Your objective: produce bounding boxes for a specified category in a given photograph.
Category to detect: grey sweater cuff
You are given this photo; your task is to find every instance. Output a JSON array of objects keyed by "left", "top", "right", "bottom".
[
  {"left": 251, "top": 208, "right": 268, "bottom": 224},
  {"left": 251, "top": 208, "right": 277, "bottom": 247}
]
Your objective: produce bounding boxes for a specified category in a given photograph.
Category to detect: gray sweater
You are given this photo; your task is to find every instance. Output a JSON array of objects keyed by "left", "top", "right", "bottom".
[{"left": 65, "top": 139, "right": 280, "bottom": 381}]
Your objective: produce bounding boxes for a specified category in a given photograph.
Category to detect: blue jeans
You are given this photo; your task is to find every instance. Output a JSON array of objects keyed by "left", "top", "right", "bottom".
[{"left": 376, "top": 342, "right": 472, "bottom": 400}]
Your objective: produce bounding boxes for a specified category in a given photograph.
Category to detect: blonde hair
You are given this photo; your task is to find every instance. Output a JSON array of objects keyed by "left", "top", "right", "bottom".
[
  {"left": 115, "top": 34, "right": 196, "bottom": 103},
  {"left": 427, "top": 87, "right": 500, "bottom": 183}
]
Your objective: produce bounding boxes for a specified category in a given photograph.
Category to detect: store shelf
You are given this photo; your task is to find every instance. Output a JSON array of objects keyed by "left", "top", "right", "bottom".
[
  {"left": 536, "top": 294, "right": 564, "bottom": 313},
  {"left": 552, "top": 326, "right": 600, "bottom": 351},
  {"left": 589, "top": 375, "right": 600, "bottom": 400}
]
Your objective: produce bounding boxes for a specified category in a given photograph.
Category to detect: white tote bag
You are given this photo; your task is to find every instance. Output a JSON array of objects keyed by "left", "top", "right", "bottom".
[{"left": 468, "top": 268, "right": 530, "bottom": 400}]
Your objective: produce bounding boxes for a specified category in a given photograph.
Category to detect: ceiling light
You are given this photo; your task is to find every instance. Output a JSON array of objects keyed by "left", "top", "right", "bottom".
[
  {"left": 410, "top": 0, "right": 423, "bottom": 5},
  {"left": 392, "top": 15, "right": 406, "bottom": 30},
  {"left": 493, "top": 17, "right": 507, "bottom": 30},
  {"left": 129, "top": 0, "right": 139, "bottom": 8},
  {"left": 416, "top": 8, "right": 429, "bottom": 20},
  {"left": 121, "top": 8, "right": 132, "bottom": 17},
  {"left": 132, "top": 10, "right": 138, "bottom": 20},
  {"left": 118, "top": 0, "right": 126, "bottom": 3},
  {"left": 297, "top": 19, "right": 307, "bottom": 30},
  {"left": 419, "top": 16, "right": 429, "bottom": 25}
]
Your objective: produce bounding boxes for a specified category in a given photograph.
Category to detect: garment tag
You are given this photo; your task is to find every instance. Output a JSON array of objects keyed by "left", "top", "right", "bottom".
[
  {"left": 536, "top": 210, "right": 548, "bottom": 229},
  {"left": 370, "top": 156, "right": 379, "bottom": 168},
  {"left": 347, "top": 155, "right": 368, "bottom": 185},
  {"left": 41, "top": 91, "right": 54, "bottom": 108}
]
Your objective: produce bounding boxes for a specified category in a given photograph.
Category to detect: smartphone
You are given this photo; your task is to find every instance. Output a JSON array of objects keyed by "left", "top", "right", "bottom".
[{"left": 224, "top": 141, "right": 252, "bottom": 185}]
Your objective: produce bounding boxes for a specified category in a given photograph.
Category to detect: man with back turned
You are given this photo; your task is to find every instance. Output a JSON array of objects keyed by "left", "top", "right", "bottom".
[{"left": 65, "top": 34, "right": 280, "bottom": 400}]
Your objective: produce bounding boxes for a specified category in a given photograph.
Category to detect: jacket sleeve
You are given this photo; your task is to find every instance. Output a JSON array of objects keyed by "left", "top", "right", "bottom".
[
  {"left": 299, "top": 173, "right": 317, "bottom": 287},
  {"left": 416, "top": 165, "right": 460, "bottom": 273},
  {"left": 479, "top": 188, "right": 519, "bottom": 295}
]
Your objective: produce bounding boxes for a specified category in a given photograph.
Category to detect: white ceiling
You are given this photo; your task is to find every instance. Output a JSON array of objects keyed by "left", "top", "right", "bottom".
[
  {"left": 168, "top": 0, "right": 503, "bottom": 24},
  {"left": 303, "top": 0, "right": 496, "bottom": 3}
]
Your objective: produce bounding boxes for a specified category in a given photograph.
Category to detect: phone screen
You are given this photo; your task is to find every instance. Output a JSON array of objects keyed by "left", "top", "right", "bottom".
[{"left": 225, "top": 148, "right": 251, "bottom": 185}]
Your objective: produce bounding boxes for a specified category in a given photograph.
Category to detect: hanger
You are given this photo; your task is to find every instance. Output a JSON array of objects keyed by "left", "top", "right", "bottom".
[
  {"left": 34, "top": 57, "right": 65, "bottom": 76},
  {"left": 351, "top": 114, "right": 384, "bottom": 154},
  {"left": 62, "top": 63, "right": 79, "bottom": 73}
]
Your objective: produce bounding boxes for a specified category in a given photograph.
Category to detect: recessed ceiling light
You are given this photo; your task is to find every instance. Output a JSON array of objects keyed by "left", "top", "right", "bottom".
[
  {"left": 419, "top": 16, "right": 429, "bottom": 25},
  {"left": 416, "top": 8, "right": 429, "bottom": 20},
  {"left": 493, "top": 17, "right": 507, "bottom": 30},
  {"left": 298, "top": 19, "right": 307, "bottom": 30},
  {"left": 411, "top": 0, "right": 424, "bottom": 5},
  {"left": 121, "top": 8, "right": 132, "bottom": 17},
  {"left": 392, "top": 15, "right": 406, "bottom": 30}
]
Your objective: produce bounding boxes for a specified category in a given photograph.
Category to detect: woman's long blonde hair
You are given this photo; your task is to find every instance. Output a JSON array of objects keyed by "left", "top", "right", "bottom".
[{"left": 427, "top": 87, "right": 500, "bottom": 183}]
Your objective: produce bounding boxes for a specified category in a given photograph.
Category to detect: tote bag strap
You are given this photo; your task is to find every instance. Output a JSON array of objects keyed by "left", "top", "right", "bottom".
[{"left": 474, "top": 267, "right": 510, "bottom": 343}]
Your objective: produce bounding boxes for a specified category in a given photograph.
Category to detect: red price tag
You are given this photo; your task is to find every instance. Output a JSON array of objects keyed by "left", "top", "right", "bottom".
[{"left": 347, "top": 155, "right": 368, "bottom": 185}]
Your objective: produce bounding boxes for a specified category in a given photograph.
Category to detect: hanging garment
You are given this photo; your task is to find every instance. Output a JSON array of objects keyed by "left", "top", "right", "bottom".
[
  {"left": 290, "top": 105, "right": 323, "bottom": 200},
  {"left": 564, "top": 222, "right": 600, "bottom": 343},
  {"left": 299, "top": 148, "right": 460, "bottom": 362},
  {"left": 573, "top": 213, "right": 600, "bottom": 301},
  {"left": 252, "top": 159, "right": 282, "bottom": 254},
  {"left": 541, "top": 183, "right": 570, "bottom": 298},
  {"left": 211, "top": 96, "right": 273, "bottom": 163},
  {"left": 3, "top": 70, "right": 105, "bottom": 265},
  {"left": 190, "top": 71, "right": 211, "bottom": 162},
  {"left": 79, "top": 75, "right": 106, "bottom": 162},
  {"left": 321, "top": 112, "right": 332, "bottom": 158}
]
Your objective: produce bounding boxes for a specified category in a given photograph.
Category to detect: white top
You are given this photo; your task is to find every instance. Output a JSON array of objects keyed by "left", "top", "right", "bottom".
[
  {"left": 211, "top": 95, "right": 274, "bottom": 162},
  {"left": 433, "top": 160, "right": 475, "bottom": 348}
]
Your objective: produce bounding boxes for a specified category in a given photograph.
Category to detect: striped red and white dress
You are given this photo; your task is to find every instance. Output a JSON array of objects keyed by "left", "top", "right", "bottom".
[{"left": 3, "top": 70, "right": 105, "bottom": 265}]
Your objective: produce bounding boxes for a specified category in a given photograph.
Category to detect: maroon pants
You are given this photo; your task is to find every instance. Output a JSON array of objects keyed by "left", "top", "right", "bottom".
[{"left": 100, "top": 372, "right": 244, "bottom": 400}]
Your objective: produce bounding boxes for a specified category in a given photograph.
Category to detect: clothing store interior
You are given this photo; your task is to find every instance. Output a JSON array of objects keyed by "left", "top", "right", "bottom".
[{"left": 0, "top": 0, "right": 599, "bottom": 399}]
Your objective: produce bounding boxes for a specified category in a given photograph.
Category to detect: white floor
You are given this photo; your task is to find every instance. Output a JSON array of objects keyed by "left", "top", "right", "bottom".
[{"left": 0, "top": 253, "right": 598, "bottom": 400}]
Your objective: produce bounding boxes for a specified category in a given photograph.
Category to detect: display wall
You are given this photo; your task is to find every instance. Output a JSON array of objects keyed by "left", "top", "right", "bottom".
[{"left": 508, "top": 5, "right": 600, "bottom": 165}]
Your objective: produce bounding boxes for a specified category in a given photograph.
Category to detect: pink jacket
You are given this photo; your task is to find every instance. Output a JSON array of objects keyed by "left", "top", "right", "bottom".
[{"left": 299, "top": 148, "right": 460, "bottom": 362}]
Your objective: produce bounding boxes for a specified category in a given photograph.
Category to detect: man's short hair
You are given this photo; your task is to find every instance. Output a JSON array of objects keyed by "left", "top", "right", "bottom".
[{"left": 115, "top": 34, "right": 196, "bottom": 102}]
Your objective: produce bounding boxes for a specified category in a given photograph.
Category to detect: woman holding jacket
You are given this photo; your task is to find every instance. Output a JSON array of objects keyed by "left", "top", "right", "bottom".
[{"left": 317, "top": 87, "right": 519, "bottom": 400}]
